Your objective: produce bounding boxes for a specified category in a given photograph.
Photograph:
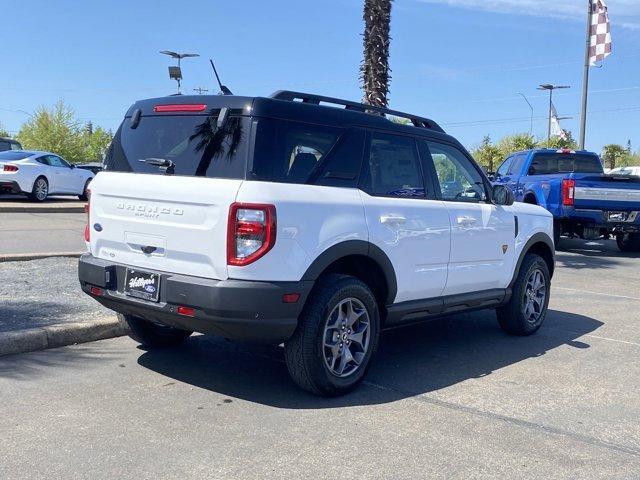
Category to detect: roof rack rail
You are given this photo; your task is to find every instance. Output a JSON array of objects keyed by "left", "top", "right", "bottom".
[{"left": 270, "top": 90, "right": 444, "bottom": 133}]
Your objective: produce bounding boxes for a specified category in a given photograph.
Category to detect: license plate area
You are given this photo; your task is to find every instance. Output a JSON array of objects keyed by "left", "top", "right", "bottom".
[
  {"left": 607, "top": 211, "right": 637, "bottom": 223},
  {"left": 124, "top": 268, "right": 160, "bottom": 302}
]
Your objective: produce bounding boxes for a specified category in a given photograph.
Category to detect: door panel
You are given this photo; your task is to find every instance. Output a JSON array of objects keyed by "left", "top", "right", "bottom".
[{"left": 359, "top": 131, "right": 450, "bottom": 303}]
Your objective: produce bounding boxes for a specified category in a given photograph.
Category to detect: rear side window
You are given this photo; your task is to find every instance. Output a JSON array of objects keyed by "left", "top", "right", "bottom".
[
  {"left": 360, "top": 132, "right": 426, "bottom": 198},
  {"left": 313, "top": 128, "right": 365, "bottom": 188},
  {"left": 105, "top": 111, "right": 249, "bottom": 178},
  {"left": 251, "top": 119, "right": 343, "bottom": 184},
  {"left": 528, "top": 153, "right": 603, "bottom": 175}
]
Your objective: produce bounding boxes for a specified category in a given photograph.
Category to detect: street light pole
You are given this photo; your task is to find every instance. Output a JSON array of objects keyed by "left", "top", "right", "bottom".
[
  {"left": 537, "top": 84, "right": 570, "bottom": 144},
  {"left": 517, "top": 92, "right": 534, "bottom": 136}
]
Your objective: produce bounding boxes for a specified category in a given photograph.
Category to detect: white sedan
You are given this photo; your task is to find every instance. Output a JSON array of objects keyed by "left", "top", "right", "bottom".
[{"left": 0, "top": 150, "right": 95, "bottom": 202}]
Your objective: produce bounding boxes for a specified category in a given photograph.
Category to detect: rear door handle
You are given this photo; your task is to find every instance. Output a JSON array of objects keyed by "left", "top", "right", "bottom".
[
  {"left": 380, "top": 215, "right": 406, "bottom": 225},
  {"left": 457, "top": 216, "right": 477, "bottom": 225}
]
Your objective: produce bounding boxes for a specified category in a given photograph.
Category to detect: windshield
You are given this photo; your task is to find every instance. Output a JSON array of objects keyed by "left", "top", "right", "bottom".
[{"left": 104, "top": 111, "right": 248, "bottom": 178}]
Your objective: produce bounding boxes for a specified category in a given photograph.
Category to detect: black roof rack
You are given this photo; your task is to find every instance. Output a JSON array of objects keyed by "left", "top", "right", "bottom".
[{"left": 270, "top": 90, "right": 444, "bottom": 133}]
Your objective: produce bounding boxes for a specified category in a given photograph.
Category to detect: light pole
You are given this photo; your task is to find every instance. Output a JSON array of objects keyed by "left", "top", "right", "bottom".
[
  {"left": 537, "top": 84, "right": 570, "bottom": 144},
  {"left": 159, "top": 51, "right": 200, "bottom": 94},
  {"left": 517, "top": 92, "right": 534, "bottom": 136}
]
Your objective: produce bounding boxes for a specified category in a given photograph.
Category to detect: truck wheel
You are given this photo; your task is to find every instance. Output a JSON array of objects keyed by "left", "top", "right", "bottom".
[
  {"left": 122, "top": 314, "right": 192, "bottom": 348},
  {"left": 616, "top": 233, "right": 640, "bottom": 252},
  {"left": 284, "top": 274, "right": 380, "bottom": 396},
  {"left": 553, "top": 220, "right": 562, "bottom": 247},
  {"left": 29, "top": 177, "right": 48, "bottom": 202},
  {"left": 78, "top": 179, "right": 91, "bottom": 201},
  {"left": 497, "top": 253, "right": 550, "bottom": 336}
]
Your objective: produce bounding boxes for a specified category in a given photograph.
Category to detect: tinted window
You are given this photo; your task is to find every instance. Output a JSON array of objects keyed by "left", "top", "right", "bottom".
[
  {"left": 425, "top": 141, "right": 486, "bottom": 202},
  {"left": 508, "top": 154, "right": 527, "bottom": 175},
  {"left": 0, "top": 151, "right": 30, "bottom": 161},
  {"left": 10, "top": 142, "right": 22, "bottom": 150},
  {"left": 105, "top": 111, "right": 248, "bottom": 178},
  {"left": 36, "top": 156, "right": 49, "bottom": 165},
  {"left": 0, "top": 141, "right": 10, "bottom": 151},
  {"left": 360, "top": 132, "right": 425, "bottom": 198},
  {"left": 47, "top": 155, "right": 70, "bottom": 168},
  {"left": 528, "top": 153, "right": 603, "bottom": 175},
  {"left": 251, "top": 119, "right": 342, "bottom": 184},
  {"left": 313, "top": 128, "right": 365, "bottom": 188},
  {"left": 496, "top": 157, "right": 512, "bottom": 177}
]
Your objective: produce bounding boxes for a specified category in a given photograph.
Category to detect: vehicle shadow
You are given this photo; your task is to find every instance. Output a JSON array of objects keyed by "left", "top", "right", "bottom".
[{"left": 137, "top": 308, "right": 602, "bottom": 409}]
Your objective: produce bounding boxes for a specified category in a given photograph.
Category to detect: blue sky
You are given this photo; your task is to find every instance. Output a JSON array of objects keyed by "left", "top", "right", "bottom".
[{"left": 1, "top": 0, "right": 639, "bottom": 153}]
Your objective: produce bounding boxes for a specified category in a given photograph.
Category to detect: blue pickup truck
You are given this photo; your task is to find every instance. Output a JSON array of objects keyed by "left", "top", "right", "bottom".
[{"left": 493, "top": 148, "right": 640, "bottom": 252}]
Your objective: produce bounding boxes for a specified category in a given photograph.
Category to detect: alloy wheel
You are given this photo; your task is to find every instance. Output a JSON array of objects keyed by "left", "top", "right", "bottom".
[{"left": 522, "top": 268, "right": 546, "bottom": 323}]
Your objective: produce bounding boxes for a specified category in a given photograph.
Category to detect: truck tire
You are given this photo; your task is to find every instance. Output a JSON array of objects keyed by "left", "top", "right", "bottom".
[
  {"left": 497, "top": 253, "right": 550, "bottom": 336},
  {"left": 122, "top": 314, "right": 192, "bottom": 348},
  {"left": 284, "top": 274, "right": 380, "bottom": 396},
  {"left": 78, "top": 179, "right": 91, "bottom": 201},
  {"left": 553, "top": 220, "right": 562, "bottom": 247},
  {"left": 616, "top": 233, "right": 640, "bottom": 252}
]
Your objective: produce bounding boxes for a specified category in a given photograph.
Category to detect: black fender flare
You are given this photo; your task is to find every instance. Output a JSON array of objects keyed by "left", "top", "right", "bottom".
[
  {"left": 508, "top": 232, "right": 555, "bottom": 289},
  {"left": 301, "top": 240, "right": 398, "bottom": 304}
]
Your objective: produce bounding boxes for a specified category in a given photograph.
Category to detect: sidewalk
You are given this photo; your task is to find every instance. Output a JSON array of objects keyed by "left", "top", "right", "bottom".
[
  {"left": 0, "top": 257, "right": 128, "bottom": 356},
  {"left": 0, "top": 195, "right": 85, "bottom": 213}
]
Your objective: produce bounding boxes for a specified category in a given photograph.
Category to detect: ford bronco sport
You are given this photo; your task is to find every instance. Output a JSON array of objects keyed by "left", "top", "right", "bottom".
[{"left": 79, "top": 91, "right": 555, "bottom": 396}]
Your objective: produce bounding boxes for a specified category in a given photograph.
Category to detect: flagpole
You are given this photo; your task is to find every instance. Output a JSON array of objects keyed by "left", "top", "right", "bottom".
[{"left": 579, "top": 0, "right": 592, "bottom": 150}]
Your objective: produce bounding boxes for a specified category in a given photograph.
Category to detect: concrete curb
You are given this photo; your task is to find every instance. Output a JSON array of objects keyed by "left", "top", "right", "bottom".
[
  {"left": 0, "top": 204, "right": 85, "bottom": 213},
  {"left": 0, "top": 316, "right": 130, "bottom": 357},
  {"left": 0, "top": 252, "right": 83, "bottom": 262}
]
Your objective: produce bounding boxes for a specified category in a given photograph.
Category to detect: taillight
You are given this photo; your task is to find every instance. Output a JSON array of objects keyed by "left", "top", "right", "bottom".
[
  {"left": 227, "top": 203, "right": 276, "bottom": 266},
  {"left": 3, "top": 164, "right": 19, "bottom": 172},
  {"left": 83, "top": 188, "right": 91, "bottom": 242},
  {"left": 561, "top": 179, "right": 575, "bottom": 206}
]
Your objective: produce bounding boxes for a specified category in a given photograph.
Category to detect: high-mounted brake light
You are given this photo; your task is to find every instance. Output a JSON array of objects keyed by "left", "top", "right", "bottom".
[
  {"left": 561, "top": 179, "right": 575, "bottom": 206},
  {"left": 227, "top": 203, "right": 276, "bottom": 266},
  {"left": 557, "top": 148, "right": 575, "bottom": 155},
  {"left": 83, "top": 189, "right": 91, "bottom": 242},
  {"left": 2, "top": 164, "right": 19, "bottom": 172},
  {"left": 153, "top": 104, "right": 207, "bottom": 113}
]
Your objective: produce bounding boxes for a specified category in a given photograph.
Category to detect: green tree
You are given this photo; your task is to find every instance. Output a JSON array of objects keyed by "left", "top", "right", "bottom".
[
  {"left": 361, "top": 0, "right": 392, "bottom": 107},
  {"left": 471, "top": 135, "right": 502, "bottom": 172},
  {"left": 16, "top": 101, "right": 85, "bottom": 162},
  {"left": 542, "top": 130, "right": 579, "bottom": 150},
  {"left": 496, "top": 133, "right": 538, "bottom": 157},
  {"left": 83, "top": 126, "right": 113, "bottom": 162},
  {"left": 0, "top": 122, "right": 10, "bottom": 138},
  {"left": 601, "top": 144, "right": 628, "bottom": 170}
]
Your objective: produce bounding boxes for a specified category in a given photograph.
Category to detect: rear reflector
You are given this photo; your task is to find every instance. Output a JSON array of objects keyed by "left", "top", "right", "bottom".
[
  {"left": 153, "top": 104, "right": 207, "bottom": 113},
  {"left": 177, "top": 306, "right": 195, "bottom": 317},
  {"left": 282, "top": 293, "right": 300, "bottom": 304},
  {"left": 90, "top": 286, "right": 103, "bottom": 296},
  {"left": 2, "top": 164, "right": 19, "bottom": 172}
]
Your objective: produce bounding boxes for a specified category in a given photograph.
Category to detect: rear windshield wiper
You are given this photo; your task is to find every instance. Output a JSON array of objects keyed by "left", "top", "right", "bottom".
[{"left": 139, "top": 158, "right": 175, "bottom": 175}]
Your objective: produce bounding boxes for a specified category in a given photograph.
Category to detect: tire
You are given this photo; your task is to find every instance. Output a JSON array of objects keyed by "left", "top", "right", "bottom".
[
  {"left": 78, "top": 179, "right": 91, "bottom": 201},
  {"left": 122, "top": 314, "right": 192, "bottom": 348},
  {"left": 497, "top": 253, "right": 551, "bottom": 336},
  {"left": 284, "top": 274, "right": 380, "bottom": 397},
  {"left": 616, "top": 233, "right": 640, "bottom": 252},
  {"left": 29, "top": 176, "right": 48, "bottom": 202}
]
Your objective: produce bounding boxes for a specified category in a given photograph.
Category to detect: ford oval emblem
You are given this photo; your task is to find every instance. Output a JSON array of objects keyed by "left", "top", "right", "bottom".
[
  {"left": 93, "top": 223, "right": 103, "bottom": 232},
  {"left": 144, "top": 284, "right": 156, "bottom": 293}
]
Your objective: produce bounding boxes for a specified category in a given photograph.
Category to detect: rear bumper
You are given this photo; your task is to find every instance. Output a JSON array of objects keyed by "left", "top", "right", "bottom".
[
  {"left": 78, "top": 254, "right": 313, "bottom": 344},
  {"left": 0, "top": 180, "right": 22, "bottom": 194},
  {"left": 560, "top": 208, "right": 640, "bottom": 232}
]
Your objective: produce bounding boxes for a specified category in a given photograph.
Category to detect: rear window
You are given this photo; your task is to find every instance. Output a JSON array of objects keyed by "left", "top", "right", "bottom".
[
  {"left": 529, "top": 153, "right": 603, "bottom": 175},
  {"left": 104, "top": 111, "right": 249, "bottom": 178},
  {"left": 0, "top": 151, "right": 30, "bottom": 161}
]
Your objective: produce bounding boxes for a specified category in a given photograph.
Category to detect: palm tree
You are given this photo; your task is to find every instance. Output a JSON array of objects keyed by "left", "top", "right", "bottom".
[{"left": 361, "top": 0, "right": 393, "bottom": 108}]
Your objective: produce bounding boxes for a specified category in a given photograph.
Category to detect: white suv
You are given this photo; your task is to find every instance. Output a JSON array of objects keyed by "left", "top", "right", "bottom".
[{"left": 79, "top": 91, "right": 555, "bottom": 396}]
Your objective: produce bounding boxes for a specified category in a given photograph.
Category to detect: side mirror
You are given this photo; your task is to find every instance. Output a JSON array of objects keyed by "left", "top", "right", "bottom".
[
  {"left": 70, "top": 164, "right": 76, "bottom": 169},
  {"left": 492, "top": 184, "right": 514, "bottom": 206},
  {"left": 487, "top": 172, "right": 496, "bottom": 181}
]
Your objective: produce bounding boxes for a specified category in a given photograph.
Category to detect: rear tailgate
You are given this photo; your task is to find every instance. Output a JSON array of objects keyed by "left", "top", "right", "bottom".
[
  {"left": 89, "top": 172, "right": 241, "bottom": 280},
  {"left": 573, "top": 174, "right": 640, "bottom": 211}
]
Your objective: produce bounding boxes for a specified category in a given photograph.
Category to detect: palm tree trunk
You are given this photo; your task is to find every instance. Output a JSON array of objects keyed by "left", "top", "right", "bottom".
[{"left": 361, "top": 0, "right": 392, "bottom": 108}]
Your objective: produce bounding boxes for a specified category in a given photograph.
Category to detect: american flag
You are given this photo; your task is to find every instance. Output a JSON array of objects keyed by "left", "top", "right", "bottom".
[{"left": 589, "top": 0, "right": 612, "bottom": 66}]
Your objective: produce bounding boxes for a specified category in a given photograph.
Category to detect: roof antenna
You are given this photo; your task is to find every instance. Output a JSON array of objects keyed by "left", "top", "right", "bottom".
[{"left": 210, "top": 59, "right": 233, "bottom": 95}]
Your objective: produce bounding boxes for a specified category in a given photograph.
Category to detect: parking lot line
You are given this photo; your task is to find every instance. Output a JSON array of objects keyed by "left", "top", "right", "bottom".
[
  {"left": 555, "top": 286, "right": 640, "bottom": 302},
  {"left": 545, "top": 327, "right": 640, "bottom": 348}
]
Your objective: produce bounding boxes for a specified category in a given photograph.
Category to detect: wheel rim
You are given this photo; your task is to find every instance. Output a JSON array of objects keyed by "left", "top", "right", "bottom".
[
  {"left": 522, "top": 268, "right": 546, "bottom": 323},
  {"left": 323, "top": 297, "right": 371, "bottom": 378},
  {"left": 35, "top": 179, "right": 47, "bottom": 200}
]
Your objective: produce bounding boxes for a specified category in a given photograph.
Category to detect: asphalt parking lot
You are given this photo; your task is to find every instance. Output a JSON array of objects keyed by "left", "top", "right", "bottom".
[{"left": 1, "top": 238, "right": 638, "bottom": 479}]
